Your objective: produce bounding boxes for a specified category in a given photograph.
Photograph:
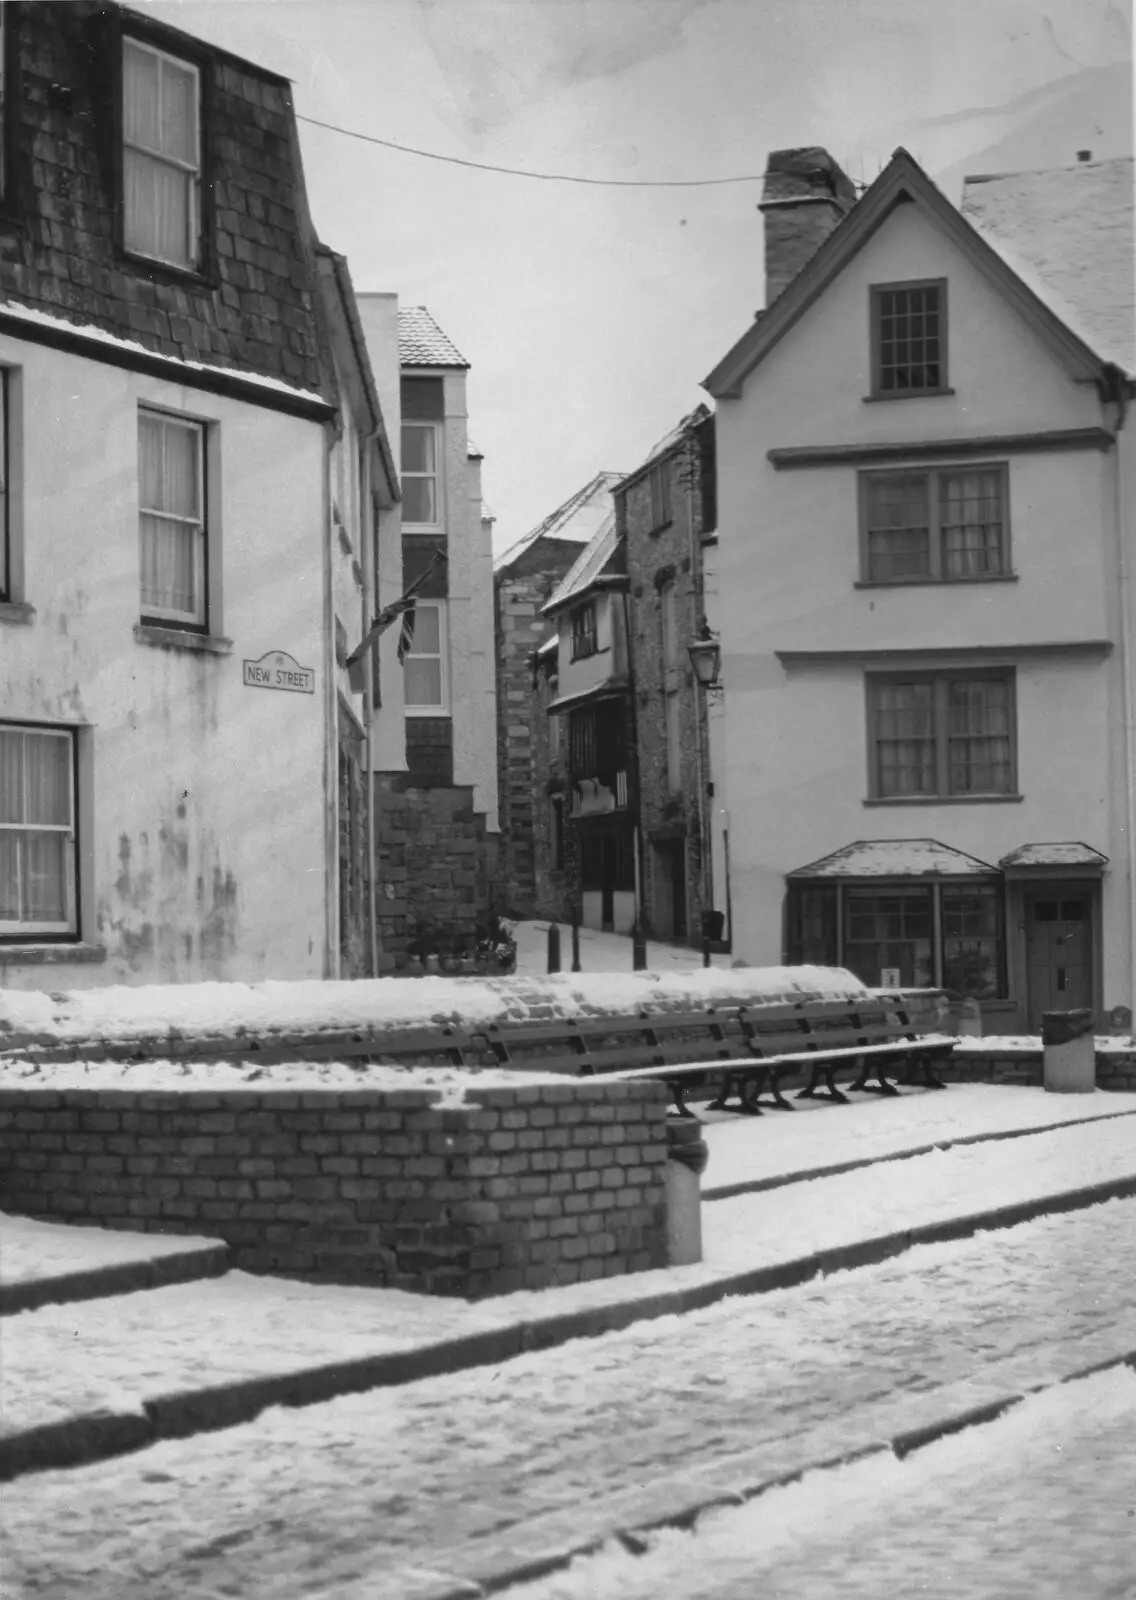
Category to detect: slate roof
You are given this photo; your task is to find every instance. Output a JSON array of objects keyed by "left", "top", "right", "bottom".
[
  {"left": 788, "top": 839, "right": 998, "bottom": 878},
  {"left": 542, "top": 512, "right": 621, "bottom": 616},
  {"left": 961, "top": 157, "right": 1135, "bottom": 373},
  {"left": 493, "top": 471, "right": 625, "bottom": 573},
  {"left": 398, "top": 307, "right": 469, "bottom": 368},
  {"left": 618, "top": 402, "right": 711, "bottom": 492},
  {"left": 999, "top": 842, "right": 1109, "bottom": 869}
]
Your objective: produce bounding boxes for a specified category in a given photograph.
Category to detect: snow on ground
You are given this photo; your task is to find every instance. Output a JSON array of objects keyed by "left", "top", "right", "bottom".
[
  {"left": 0, "top": 1056, "right": 568, "bottom": 1102},
  {"left": 512, "top": 1364, "right": 1136, "bottom": 1600},
  {"left": 0, "top": 964, "right": 868, "bottom": 1047},
  {"left": 700, "top": 1083, "right": 1136, "bottom": 1197},
  {"left": 511, "top": 920, "right": 736, "bottom": 976},
  {"left": 0, "top": 1212, "right": 223, "bottom": 1287},
  {"left": 6, "top": 1114, "right": 1136, "bottom": 1442},
  {"left": 953, "top": 1033, "right": 1136, "bottom": 1055},
  {"left": 4, "top": 1199, "right": 1135, "bottom": 1600}
]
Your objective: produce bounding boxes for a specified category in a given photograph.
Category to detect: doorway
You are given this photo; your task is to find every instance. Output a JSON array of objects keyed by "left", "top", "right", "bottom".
[
  {"left": 1023, "top": 884, "right": 1094, "bottom": 1030},
  {"left": 652, "top": 839, "right": 688, "bottom": 940}
]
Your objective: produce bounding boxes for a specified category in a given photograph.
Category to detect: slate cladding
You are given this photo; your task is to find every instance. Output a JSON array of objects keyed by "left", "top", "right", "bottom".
[{"left": 0, "top": 2, "right": 324, "bottom": 392}]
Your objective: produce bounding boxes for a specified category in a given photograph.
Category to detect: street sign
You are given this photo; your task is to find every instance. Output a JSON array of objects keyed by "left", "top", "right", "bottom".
[{"left": 242, "top": 651, "right": 315, "bottom": 694}]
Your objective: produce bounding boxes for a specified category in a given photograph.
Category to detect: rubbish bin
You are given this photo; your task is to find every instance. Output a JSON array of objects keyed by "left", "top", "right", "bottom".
[
  {"left": 700, "top": 910, "right": 725, "bottom": 943},
  {"left": 1042, "top": 1008, "right": 1095, "bottom": 1094},
  {"left": 665, "top": 1116, "right": 709, "bottom": 1266}
]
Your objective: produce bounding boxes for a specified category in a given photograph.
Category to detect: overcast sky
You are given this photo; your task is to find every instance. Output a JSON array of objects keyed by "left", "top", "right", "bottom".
[{"left": 138, "top": 0, "right": 1133, "bottom": 548}]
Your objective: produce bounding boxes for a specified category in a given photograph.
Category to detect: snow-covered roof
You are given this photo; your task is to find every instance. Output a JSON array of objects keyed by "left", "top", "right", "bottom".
[
  {"left": 998, "top": 842, "right": 1109, "bottom": 870},
  {"left": 789, "top": 839, "right": 998, "bottom": 878},
  {"left": 961, "top": 157, "right": 1135, "bottom": 373},
  {"left": 620, "top": 402, "right": 711, "bottom": 490},
  {"left": 542, "top": 511, "right": 621, "bottom": 616},
  {"left": 397, "top": 306, "right": 468, "bottom": 369},
  {"left": 494, "top": 472, "right": 625, "bottom": 572}
]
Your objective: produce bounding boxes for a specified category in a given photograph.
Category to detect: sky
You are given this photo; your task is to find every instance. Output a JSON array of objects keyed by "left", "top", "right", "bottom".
[{"left": 136, "top": 0, "right": 1133, "bottom": 550}]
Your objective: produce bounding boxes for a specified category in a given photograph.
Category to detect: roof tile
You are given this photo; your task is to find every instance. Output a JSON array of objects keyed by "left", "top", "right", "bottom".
[{"left": 397, "top": 306, "right": 469, "bottom": 368}]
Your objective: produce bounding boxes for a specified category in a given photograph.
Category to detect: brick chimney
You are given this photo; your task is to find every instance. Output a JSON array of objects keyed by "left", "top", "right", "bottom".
[{"left": 759, "top": 147, "right": 857, "bottom": 306}]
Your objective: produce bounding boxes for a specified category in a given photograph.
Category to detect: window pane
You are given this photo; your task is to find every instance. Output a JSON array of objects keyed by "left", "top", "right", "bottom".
[
  {"left": 0, "top": 729, "right": 70, "bottom": 825},
  {"left": 404, "top": 657, "right": 442, "bottom": 705},
  {"left": 411, "top": 603, "right": 440, "bottom": 653},
  {"left": 23, "top": 831, "right": 67, "bottom": 922},
  {"left": 941, "top": 470, "right": 1004, "bottom": 578},
  {"left": 160, "top": 58, "right": 198, "bottom": 164},
  {"left": 124, "top": 148, "right": 191, "bottom": 265},
  {"left": 401, "top": 426, "right": 435, "bottom": 474},
  {"left": 160, "top": 421, "right": 199, "bottom": 518},
  {"left": 123, "top": 41, "right": 160, "bottom": 150},
  {"left": 844, "top": 887, "right": 934, "bottom": 987},
  {"left": 874, "top": 681, "right": 936, "bottom": 796},
  {"left": 402, "top": 478, "right": 436, "bottom": 523},
  {"left": 865, "top": 476, "right": 930, "bottom": 580},
  {"left": 947, "top": 679, "right": 1012, "bottom": 793},
  {"left": 141, "top": 514, "right": 200, "bottom": 615},
  {"left": 942, "top": 886, "right": 1002, "bottom": 998},
  {"left": 877, "top": 285, "right": 942, "bottom": 392},
  {"left": 0, "top": 726, "right": 22, "bottom": 822}
]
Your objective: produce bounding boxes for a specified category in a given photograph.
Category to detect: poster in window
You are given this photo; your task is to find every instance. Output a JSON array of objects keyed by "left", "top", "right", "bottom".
[{"left": 879, "top": 967, "right": 902, "bottom": 988}]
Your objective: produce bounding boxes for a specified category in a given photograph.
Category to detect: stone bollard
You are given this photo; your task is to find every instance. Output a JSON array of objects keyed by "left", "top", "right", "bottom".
[
  {"left": 546, "top": 923, "right": 561, "bottom": 974},
  {"left": 1042, "top": 1008, "right": 1095, "bottom": 1093},
  {"left": 956, "top": 997, "right": 983, "bottom": 1037},
  {"left": 665, "top": 1115, "right": 709, "bottom": 1266}
]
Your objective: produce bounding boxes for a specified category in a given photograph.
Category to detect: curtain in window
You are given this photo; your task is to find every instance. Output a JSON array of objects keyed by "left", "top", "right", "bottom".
[
  {"left": 139, "top": 414, "right": 202, "bottom": 621},
  {"left": 0, "top": 728, "right": 71, "bottom": 925},
  {"left": 941, "top": 471, "right": 1003, "bottom": 578},
  {"left": 941, "top": 885, "right": 1002, "bottom": 997},
  {"left": 948, "top": 679, "right": 1012, "bottom": 793},
  {"left": 123, "top": 42, "right": 197, "bottom": 267},
  {"left": 866, "top": 476, "right": 930, "bottom": 580},
  {"left": 875, "top": 681, "right": 935, "bottom": 795}
]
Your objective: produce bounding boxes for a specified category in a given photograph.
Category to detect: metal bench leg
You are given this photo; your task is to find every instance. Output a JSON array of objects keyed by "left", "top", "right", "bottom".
[
  {"left": 921, "top": 1052, "right": 950, "bottom": 1090},
  {"left": 669, "top": 1080, "right": 698, "bottom": 1119},
  {"left": 822, "top": 1065, "right": 850, "bottom": 1104},
  {"left": 768, "top": 1069, "right": 795, "bottom": 1110},
  {"left": 796, "top": 1064, "right": 823, "bottom": 1099},
  {"left": 863, "top": 1065, "right": 900, "bottom": 1096},
  {"left": 736, "top": 1074, "right": 764, "bottom": 1116},
  {"left": 848, "top": 1054, "right": 870, "bottom": 1093},
  {"left": 706, "top": 1072, "right": 736, "bottom": 1113}
]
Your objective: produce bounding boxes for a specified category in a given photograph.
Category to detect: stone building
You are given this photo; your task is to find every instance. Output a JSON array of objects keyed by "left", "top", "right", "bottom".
[
  {"left": 357, "top": 298, "right": 499, "bottom": 969},
  {"left": 618, "top": 405, "right": 723, "bottom": 947},
  {"left": 0, "top": 1, "right": 397, "bottom": 985},
  {"left": 493, "top": 471, "right": 623, "bottom": 916}
]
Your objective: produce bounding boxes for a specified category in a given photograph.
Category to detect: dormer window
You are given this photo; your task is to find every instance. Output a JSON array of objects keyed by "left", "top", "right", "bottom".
[
  {"left": 871, "top": 280, "right": 948, "bottom": 397},
  {"left": 123, "top": 38, "right": 201, "bottom": 271},
  {"left": 570, "top": 602, "right": 598, "bottom": 661}
]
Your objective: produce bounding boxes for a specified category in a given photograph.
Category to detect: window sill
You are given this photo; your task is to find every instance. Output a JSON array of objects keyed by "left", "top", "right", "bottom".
[
  {"left": 0, "top": 942, "right": 106, "bottom": 966},
  {"left": 0, "top": 599, "right": 35, "bottom": 625},
  {"left": 864, "top": 793, "right": 1024, "bottom": 806},
  {"left": 863, "top": 388, "right": 956, "bottom": 403},
  {"left": 134, "top": 624, "right": 233, "bottom": 655},
  {"left": 121, "top": 248, "right": 213, "bottom": 290},
  {"left": 404, "top": 709, "right": 452, "bottom": 719},
  {"left": 855, "top": 574, "right": 1018, "bottom": 590}
]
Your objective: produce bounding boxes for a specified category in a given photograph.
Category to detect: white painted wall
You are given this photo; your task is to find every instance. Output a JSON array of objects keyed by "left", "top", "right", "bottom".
[
  {"left": 554, "top": 590, "right": 625, "bottom": 706},
  {"left": 712, "top": 197, "right": 1132, "bottom": 1017},
  {"left": 0, "top": 333, "right": 331, "bottom": 987}
]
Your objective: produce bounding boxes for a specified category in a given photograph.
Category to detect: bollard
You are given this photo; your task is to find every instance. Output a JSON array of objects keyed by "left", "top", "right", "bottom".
[
  {"left": 956, "top": 997, "right": 983, "bottom": 1037},
  {"left": 702, "top": 937, "right": 711, "bottom": 969},
  {"left": 1042, "top": 1008, "right": 1095, "bottom": 1093},
  {"left": 632, "top": 920, "right": 648, "bottom": 971},
  {"left": 665, "top": 1116, "right": 709, "bottom": 1265},
  {"left": 571, "top": 914, "right": 581, "bottom": 973},
  {"left": 546, "top": 922, "right": 561, "bottom": 974}
]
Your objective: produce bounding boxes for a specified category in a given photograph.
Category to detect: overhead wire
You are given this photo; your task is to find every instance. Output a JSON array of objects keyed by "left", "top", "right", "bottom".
[{"left": 295, "top": 113, "right": 765, "bottom": 187}]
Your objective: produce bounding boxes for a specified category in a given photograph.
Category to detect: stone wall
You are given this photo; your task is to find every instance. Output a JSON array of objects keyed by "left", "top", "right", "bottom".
[
  {"left": 374, "top": 776, "right": 495, "bottom": 971},
  {"left": 622, "top": 415, "right": 717, "bottom": 944},
  {"left": 2, "top": 3, "right": 323, "bottom": 392},
  {"left": 0, "top": 1078, "right": 669, "bottom": 1297},
  {"left": 939, "top": 1049, "right": 1136, "bottom": 1092},
  {"left": 494, "top": 547, "right": 583, "bottom": 917}
]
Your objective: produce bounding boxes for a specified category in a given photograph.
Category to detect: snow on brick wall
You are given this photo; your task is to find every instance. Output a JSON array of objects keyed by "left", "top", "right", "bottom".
[{"left": 0, "top": 1079, "right": 670, "bottom": 1298}]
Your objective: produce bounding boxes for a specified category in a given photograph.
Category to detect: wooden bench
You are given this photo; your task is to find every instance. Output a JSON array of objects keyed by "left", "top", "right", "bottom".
[{"left": 611, "top": 995, "right": 959, "bottom": 1116}]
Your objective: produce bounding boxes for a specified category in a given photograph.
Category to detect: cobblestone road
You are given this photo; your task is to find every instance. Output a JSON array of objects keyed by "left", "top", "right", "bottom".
[
  {"left": 5, "top": 1198, "right": 1136, "bottom": 1599},
  {"left": 516, "top": 1365, "right": 1136, "bottom": 1600}
]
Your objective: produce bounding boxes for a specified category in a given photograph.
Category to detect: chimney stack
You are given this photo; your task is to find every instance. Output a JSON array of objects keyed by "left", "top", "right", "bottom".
[{"left": 759, "top": 147, "right": 857, "bottom": 307}]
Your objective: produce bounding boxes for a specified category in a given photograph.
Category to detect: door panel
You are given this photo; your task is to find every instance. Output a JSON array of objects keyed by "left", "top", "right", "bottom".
[{"left": 1024, "top": 886, "right": 1093, "bottom": 1030}]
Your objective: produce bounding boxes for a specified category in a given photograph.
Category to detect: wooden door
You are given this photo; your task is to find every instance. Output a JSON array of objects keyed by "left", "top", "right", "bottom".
[{"left": 1024, "top": 886, "right": 1093, "bottom": 1030}]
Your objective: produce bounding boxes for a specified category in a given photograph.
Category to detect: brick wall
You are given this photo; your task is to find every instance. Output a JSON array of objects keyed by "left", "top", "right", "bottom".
[
  {"left": 374, "top": 777, "right": 496, "bottom": 971},
  {"left": 0, "top": 1079, "right": 670, "bottom": 1296},
  {"left": 939, "top": 1050, "right": 1136, "bottom": 1092},
  {"left": 2, "top": 3, "right": 323, "bottom": 392},
  {"left": 622, "top": 418, "right": 715, "bottom": 943}
]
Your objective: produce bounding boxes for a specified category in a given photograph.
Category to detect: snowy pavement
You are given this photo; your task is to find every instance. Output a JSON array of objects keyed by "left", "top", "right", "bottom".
[
  {"left": 511, "top": 919, "right": 736, "bottom": 976},
  {"left": 5, "top": 1112, "right": 1136, "bottom": 1461},
  {"left": 509, "top": 1363, "right": 1136, "bottom": 1600},
  {"left": 700, "top": 1082, "right": 1136, "bottom": 1197},
  {"left": 0, "top": 1212, "right": 225, "bottom": 1288},
  {"left": 5, "top": 1198, "right": 1135, "bottom": 1599}
]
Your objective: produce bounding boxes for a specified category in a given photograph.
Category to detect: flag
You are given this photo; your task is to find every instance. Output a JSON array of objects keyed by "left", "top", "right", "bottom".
[
  {"left": 396, "top": 600, "right": 417, "bottom": 664},
  {"left": 344, "top": 548, "right": 446, "bottom": 671}
]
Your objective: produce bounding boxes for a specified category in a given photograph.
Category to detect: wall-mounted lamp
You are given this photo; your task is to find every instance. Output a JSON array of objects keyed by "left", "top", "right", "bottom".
[{"left": 687, "top": 620, "right": 721, "bottom": 689}]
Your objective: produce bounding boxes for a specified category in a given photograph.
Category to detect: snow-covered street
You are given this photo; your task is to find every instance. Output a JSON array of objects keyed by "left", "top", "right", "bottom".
[{"left": 5, "top": 1195, "right": 1135, "bottom": 1598}]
